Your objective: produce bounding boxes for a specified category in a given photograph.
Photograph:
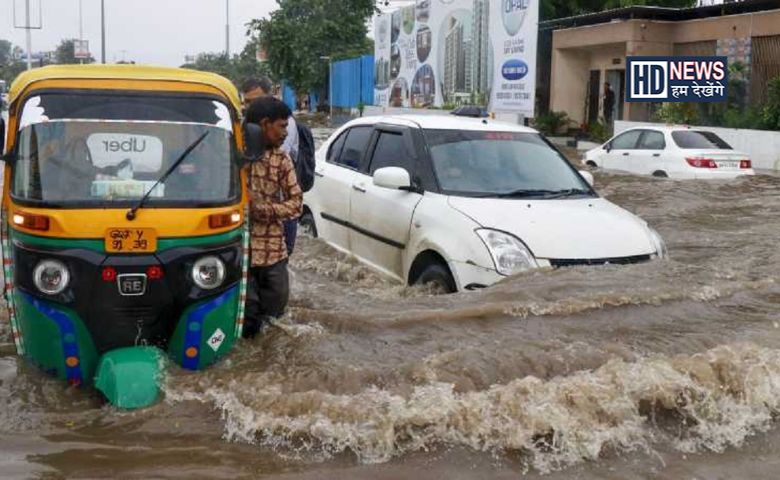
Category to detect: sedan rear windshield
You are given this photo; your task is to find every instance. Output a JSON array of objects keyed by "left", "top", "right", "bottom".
[{"left": 671, "top": 131, "right": 732, "bottom": 149}]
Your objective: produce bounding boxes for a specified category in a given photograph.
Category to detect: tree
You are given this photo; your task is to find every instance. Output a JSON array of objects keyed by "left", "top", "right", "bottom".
[
  {"left": 251, "top": 0, "right": 375, "bottom": 93},
  {"left": 542, "top": 0, "right": 695, "bottom": 20},
  {"left": 181, "top": 41, "right": 272, "bottom": 86},
  {"left": 0, "top": 39, "right": 12, "bottom": 66},
  {"left": 0, "top": 39, "right": 26, "bottom": 86}
]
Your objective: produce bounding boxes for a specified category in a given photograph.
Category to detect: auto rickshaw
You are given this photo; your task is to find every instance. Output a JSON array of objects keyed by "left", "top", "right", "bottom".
[{"left": 0, "top": 65, "right": 255, "bottom": 408}]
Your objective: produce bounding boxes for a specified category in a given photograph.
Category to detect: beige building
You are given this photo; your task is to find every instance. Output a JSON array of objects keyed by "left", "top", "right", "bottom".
[{"left": 545, "top": 0, "right": 780, "bottom": 126}]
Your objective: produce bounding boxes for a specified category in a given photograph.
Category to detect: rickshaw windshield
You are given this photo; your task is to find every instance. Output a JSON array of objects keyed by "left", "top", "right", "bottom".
[{"left": 11, "top": 93, "right": 239, "bottom": 207}]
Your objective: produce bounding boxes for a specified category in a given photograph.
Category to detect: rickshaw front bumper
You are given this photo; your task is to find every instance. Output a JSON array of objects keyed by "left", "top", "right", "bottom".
[{"left": 11, "top": 234, "right": 245, "bottom": 387}]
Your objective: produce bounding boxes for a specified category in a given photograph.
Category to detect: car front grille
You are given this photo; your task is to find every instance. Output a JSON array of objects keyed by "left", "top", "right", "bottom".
[{"left": 548, "top": 254, "right": 653, "bottom": 268}]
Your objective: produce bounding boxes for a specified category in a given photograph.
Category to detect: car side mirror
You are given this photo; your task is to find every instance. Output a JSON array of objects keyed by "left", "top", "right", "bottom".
[
  {"left": 242, "top": 122, "right": 265, "bottom": 164},
  {"left": 603, "top": 142, "right": 611, "bottom": 153},
  {"left": 579, "top": 170, "right": 594, "bottom": 187},
  {"left": 373, "top": 167, "right": 412, "bottom": 191}
]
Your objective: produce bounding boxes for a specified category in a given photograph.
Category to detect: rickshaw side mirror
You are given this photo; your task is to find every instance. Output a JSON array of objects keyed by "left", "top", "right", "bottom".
[
  {"left": 242, "top": 122, "right": 265, "bottom": 164},
  {"left": 0, "top": 117, "right": 5, "bottom": 157}
]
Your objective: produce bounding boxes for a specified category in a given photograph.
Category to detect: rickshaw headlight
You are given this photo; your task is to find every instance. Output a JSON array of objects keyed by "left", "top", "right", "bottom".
[
  {"left": 191, "top": 256, "right": 226, "bottom": 290},
  {"left": 33, "top": 260, "right": 70, "bottom": 295}
]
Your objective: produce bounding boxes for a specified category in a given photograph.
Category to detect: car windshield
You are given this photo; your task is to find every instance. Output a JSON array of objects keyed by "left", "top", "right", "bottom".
[
  {"left": 11, "top": 93, "right": 238, "bottom": 207},
  {"left": 425, "top": 129, "right": 593, "bottom": 198},
  {"left": 671, "top": 130, "right": 732, "bottom": 149}
]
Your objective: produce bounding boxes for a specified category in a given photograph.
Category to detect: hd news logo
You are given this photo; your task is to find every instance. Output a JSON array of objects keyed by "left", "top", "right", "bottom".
[{"left": 626, "top": 56, "right": 728, "bottom": 103}]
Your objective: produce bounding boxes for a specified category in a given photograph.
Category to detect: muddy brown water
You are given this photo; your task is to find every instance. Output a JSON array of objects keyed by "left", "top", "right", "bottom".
[{"left": 2, "top": 129, "right": 780, "bottom": 478}]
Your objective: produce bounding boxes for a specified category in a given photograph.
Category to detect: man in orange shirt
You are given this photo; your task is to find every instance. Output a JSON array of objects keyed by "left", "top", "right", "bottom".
[{"left": 242, "top": 96, "right": 303, "bottom": 339}]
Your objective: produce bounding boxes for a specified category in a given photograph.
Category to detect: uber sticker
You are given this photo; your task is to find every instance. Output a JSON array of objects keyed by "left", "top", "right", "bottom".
[{"left": 208, "top": 328, "right": 226, "bottom": 352}]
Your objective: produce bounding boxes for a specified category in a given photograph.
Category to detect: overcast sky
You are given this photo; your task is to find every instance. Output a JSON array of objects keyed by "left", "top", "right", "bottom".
[{"left": 1, "top": 0, "right": 276, "bottom": 66}]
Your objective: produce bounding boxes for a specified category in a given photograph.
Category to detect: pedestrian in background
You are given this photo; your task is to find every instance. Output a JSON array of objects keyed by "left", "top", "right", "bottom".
[
  {"left": 241, "top": 77, "right": 301, "bottom": 255},
  {"left": 603, "top": 82, "right": 615, "bottom": 124}
]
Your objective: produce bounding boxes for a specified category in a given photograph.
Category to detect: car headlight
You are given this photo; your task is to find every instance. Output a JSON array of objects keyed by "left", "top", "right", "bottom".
[
  {"left": 191, "top": 256, "right": 226, "bottom": 290},
  {"left": 648, "top": 227, "right": 668, "bottom": 259},
  {"left": 33, "top": 259, "right": 70, "bottom": 295},
  {"left": 475, "top": 229, "right": 538, "bottom": 276}
]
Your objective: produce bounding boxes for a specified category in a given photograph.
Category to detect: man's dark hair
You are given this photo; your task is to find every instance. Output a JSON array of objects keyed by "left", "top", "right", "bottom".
[
  {"left": 245, "top": 96, "right": 292, "bottom": 125},
  {"left": 241, "top": 76, "right": 273, "bottom": 95}
]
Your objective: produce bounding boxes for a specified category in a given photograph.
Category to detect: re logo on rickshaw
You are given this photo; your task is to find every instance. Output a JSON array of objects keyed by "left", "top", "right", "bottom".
[{"left": 117, "top": 273, "right": 147, "bottom": 296}]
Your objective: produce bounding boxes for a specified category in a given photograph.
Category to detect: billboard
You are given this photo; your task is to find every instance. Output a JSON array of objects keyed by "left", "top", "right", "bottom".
[
  {"left": 74, "top": 39, "right": 90, "bottom": 60},
  {"left": 373, "top": 0, "right": 538, "bottom": 115}
]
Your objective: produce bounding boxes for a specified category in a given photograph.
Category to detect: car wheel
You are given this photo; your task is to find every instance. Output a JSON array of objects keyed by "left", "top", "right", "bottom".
[
  {"left": 299, "top": 210, "right": 318, "bottom": 238},
  {"left": 415, "top": 262, "right": 456, "bottom": 294},
  {"left": 652, "top": 170, "right": 668, "bottom": 178},
  {"left": 586, "top": 160, "right": 598, "bottom": 168}
]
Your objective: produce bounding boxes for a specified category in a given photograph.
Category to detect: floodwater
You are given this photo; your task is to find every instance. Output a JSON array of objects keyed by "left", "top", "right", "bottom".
[{"left": 2, "top": 129, "right": 780, "bottom": 479}]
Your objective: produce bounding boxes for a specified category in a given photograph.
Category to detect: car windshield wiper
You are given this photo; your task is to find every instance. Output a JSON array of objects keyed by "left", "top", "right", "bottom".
[
  {"left": 493, "top": 189, "right": 563, "bottom": 198},
  {"left": 493, "top": 188, "right": 594, "bottom": 199},
  {"left": 126, "top": 131, "right": 209, "bottom": 220},
  {"left": 542, "top": 188, "right": 594, "bottom": 198}
]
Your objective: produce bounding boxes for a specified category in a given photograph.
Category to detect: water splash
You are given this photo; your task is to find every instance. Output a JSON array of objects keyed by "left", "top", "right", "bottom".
[{"left": 165, "top": 342, "right": 780, "bottom": 473}]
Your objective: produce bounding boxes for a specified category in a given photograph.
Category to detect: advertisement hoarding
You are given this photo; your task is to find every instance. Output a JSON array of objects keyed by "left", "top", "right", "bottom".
[
  {"left": 373, "top": 0, "right": 538, "bottom": 115},
  {"left": 74, "top": 39, "right": 90, "bottom": 60}
]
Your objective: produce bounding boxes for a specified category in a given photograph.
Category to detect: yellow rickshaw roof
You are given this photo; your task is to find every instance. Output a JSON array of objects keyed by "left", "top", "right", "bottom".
[{"left": 8, "top": 64, "right": 241, "bottom": 110}]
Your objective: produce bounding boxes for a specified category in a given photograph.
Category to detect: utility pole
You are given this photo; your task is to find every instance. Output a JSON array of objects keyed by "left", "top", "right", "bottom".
[
  {"left": 225, "top": 0, "right": 230, "bottom": 58},
  {"left": 25, "top": 0, "right": 32, "bottom": 70},
  {"left": 78, "top": 0, "right": 83, "bottom": 42},
  {"left": 13, "top": 0, "right": 41, "bottom": 70},
  {"left": 101, "top": 0, "right": 106, "bottom": 64},
  {"left": 78, "top": 0, "right": 83, "bottom": 64}
]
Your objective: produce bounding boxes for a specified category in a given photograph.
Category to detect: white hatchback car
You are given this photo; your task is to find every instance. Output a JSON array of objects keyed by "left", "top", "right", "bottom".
[
  {"left": 302, "top": 115, "right": 666, "bottom": 292},
  {"left": 584, "top": 126, "right": 755, "bottom": 179}
]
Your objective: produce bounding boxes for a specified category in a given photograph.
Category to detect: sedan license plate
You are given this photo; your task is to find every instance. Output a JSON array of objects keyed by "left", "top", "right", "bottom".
[
  {"left": 105, "top": 228, "right": 157, "bottom": 253},
  {"left": 717, "top": 161, "right": 739, "bottom": 169}
]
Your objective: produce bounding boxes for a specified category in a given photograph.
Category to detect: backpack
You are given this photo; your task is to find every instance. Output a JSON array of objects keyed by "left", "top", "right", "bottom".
[{"left": 295, "top": 122, "right": 316, "bottom": 192}]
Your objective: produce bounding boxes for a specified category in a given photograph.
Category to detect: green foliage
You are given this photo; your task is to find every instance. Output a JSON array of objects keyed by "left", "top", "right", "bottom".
[
  {"left": 181, "top": 41, "right": 272, "bottom": 86},
  {"left": 0, "top": 39, "right": 12, "bottom": 66},
  {"left": 762, "top": 76, "right": 780, "bottom": 130},
  {"left": 533, "top": 110, "right": 572, "bottom": 135},
  {"left": 252, "top": 0, "right": 375, "bottom": 93},
  {"left": 652, "top": 70, "right": 780, "bottom": 132},
  {"left": 586, "top": 119, "right": 611, "bottom": 143},
  {"left": 653, "top": 102, "right": 699, "bottom": 125},
  {"left": 722, "top": 107, "right": 767, "bottom": 130},
  {"left": 542, "top": 0, "right": 695, "bottom": 20},
  {"left": 0, "top": 39, "right": 26, "bottom": 86}
]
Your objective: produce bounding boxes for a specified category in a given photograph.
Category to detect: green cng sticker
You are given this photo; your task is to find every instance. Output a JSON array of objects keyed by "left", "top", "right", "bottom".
[{"left": 207, "top": 328, "right": 225, "bottom": 352}]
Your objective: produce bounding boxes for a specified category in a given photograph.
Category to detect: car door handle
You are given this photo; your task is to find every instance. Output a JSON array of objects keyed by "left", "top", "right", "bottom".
[
  {"left": 315, "top": 171, "right": 325, "bottom": 177},
  {"left": 622, "top": 152, "right": 630, "bottom": 156},
  {"left": 352, "top": 184, "right": 366, "bottom": 193},
  {"left": 652, "top": 153, "right": 660, "bottom": 157}
]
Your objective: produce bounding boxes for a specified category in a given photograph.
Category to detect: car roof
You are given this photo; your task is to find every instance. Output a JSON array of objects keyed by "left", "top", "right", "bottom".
[
  {"left": 621, "top": 125, "right": 714, "bottom": 133},
  {"left": 341, "top": 114, "right": 538, "bottom": 133}
]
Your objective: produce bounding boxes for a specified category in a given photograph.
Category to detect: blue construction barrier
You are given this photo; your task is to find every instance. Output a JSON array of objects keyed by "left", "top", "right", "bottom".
[
  {"left": 331, "top": 55, "right": 374, "bottom": 108},
  {"left": 281, "top": 82, "right": 296, "bottom": 111}
]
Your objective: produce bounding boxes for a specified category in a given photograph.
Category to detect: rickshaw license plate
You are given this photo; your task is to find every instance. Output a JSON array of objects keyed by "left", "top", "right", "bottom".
[{"left": 105, "top": 228, "right": 157, "bottom": 253}]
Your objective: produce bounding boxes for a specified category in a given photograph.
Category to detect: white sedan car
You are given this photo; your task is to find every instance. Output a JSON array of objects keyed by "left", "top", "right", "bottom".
[
  {"left": 584, "top": 126, "right": 755, "bottom": 179},
  {"left": 302, "top": 115, "right": 666, "bottom": 292}
]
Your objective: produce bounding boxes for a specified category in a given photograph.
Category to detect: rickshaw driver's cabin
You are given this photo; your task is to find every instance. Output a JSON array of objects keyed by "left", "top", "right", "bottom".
[{"left": 0, "top": 65, "right": 251, "bottom": 408}]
